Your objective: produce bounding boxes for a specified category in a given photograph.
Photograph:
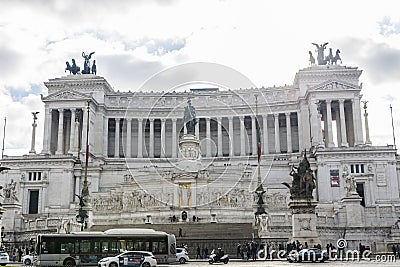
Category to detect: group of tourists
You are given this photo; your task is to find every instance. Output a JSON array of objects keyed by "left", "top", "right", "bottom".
[{"left": 237, "top": 241, "right": 259, "bottom": 260}]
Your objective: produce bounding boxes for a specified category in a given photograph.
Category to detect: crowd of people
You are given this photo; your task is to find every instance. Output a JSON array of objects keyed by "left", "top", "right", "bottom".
[{"left": 3, "top": 246, "right": 34, "bottom": 262}]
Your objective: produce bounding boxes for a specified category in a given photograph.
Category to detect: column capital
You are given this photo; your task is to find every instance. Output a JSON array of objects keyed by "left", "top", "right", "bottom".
[
  {"left": 115, "top": 117, "right": 120, "bottom": 122},
  {"left": 70, "top": 108, "right": 76, "bottom": 112},
  {"left": 285, "top": 112, "right": 291, "bottom": 117},
  {"left": 172, "top": 118, "right": 177, "bottom": 122},
  {"left": 137, "top": 118, "right": 143, "bottom": 122},
  {"left": 273, "top": 113, "right": 279, "bottom": 118},
  {"left": 217, "top": 117, "right": 222, "bottom": 122},
  {"left": 126, "top": 117, "right": 132, "bottom": 122},
  {"left": 239, "top": 116, "right": 244, "bottom": 121},
  {"left": 149, "top": 118, "right": 155, "bottom": 122},
  {"left": 228, "top": 116, "right": 233, "bottom": 121},
  {"left": 325, "top": 99, "right": 332, "bottom": 104},
  {"left": 58, "top": 109, "right": 64, "bottom": 113},
  {"left": 338, "top": 99, "right": 345, "bottom": 104},
  {"left": 161, "top": 118, "right": 166, "bottom": 123}
]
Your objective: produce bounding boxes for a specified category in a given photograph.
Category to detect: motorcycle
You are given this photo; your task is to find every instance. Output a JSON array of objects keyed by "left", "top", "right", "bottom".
[{"left": 209, "top": 249, "right": 229, "bottom": 264}]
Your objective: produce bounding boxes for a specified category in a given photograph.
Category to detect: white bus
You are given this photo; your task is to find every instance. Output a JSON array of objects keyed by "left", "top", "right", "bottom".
[{"left": 36, "top": 229, "right": 176, "bottom": 266}]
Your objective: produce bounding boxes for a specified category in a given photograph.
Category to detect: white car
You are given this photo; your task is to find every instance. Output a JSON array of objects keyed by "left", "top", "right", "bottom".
[
  {"left": 98, "top": 251, "right": 157, "bottom": 267},
  {"left": 176, "top": 248, "right": 189, "bottom": 264},
  {"left": 21, "top": 253, "right": 36, "bottom": 265},
  {"left": 0, "top": 252, "right": 9, "bottom": 266}
]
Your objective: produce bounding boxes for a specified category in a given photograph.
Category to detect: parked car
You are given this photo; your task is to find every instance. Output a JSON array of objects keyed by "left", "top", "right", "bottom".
[
  {"left": 176, "top": 248, "right": 189, "bottom": 264},
  {"left": 287, "top": 248, "right": 328, "bottom": 263},
  {"left": 21, "top": 253, "right": 36, "bottom": 265},
  {"left": 0, "top": 252, "right": 9, "bottom": 266},
  {"left": 98, "top": 251, "right": 157, "bottom": 267}
]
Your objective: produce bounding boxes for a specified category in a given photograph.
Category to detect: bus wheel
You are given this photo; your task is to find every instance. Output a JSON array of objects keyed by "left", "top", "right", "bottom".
[
  {"left": 142, "top": 263, "right": 150, "bottom": 267},
  {"left": 63, "top": 258, "right": 76, "bottom": 266}
]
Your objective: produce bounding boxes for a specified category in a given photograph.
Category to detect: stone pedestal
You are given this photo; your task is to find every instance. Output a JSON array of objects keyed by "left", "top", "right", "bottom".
[
  {"left": 289, "top": 199, "right": 320, "bottom": 245},
  {"left": 176, "top": 134, "right": 202, "bottom": 172},
  {"left": 341, "top": 193, "right": 363, "bottom": 227}
]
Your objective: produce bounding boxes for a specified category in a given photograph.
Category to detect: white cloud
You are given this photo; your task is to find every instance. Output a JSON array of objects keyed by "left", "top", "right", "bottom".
[{"left": 1, "top": 0, "right": 400, "bottom": 154}]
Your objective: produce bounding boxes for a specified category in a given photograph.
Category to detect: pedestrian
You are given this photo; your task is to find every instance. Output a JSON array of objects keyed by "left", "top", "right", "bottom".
[
  {"left": 178, "top": 228, "right": 183, "bottom": 237},
  {"left": 196, "top": 246, "right": 201, "bottom": 259},
  {"left": 204, "top": 246, "right": 209, "bottom": 259},
  {"left": 392, "top": 245, "right": 397, "bottom": 257}
]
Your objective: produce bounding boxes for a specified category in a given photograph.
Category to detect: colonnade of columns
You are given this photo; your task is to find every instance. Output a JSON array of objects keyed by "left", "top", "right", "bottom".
[
  {"left": 42, "top": 108, "right": 84, "bottom": 155},
  {"left": 315, "top": 98, "right": 363, "bottom": 148},
  {"left": 106, "top": 112, "right": 301, "bottom": 158}
]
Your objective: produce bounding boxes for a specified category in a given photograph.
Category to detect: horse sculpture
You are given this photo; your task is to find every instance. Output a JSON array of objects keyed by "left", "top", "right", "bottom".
[
  {"left": 331, "top": 49, "right": 342, "bottom": 65},
  {"left": 65, "top": 59, "right": 80, "bottom": 75}
]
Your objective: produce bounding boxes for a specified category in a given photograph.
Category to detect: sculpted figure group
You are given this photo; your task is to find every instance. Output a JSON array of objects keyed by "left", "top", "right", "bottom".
[
  {"left": 283, "top": 151, "right": 316, "bottom": 200},
  {"left": 65, "top": 51, "right": 96, "bottom": 75},
  {"left": 309, "top": 42, "right": 342, "bottom": 66}
]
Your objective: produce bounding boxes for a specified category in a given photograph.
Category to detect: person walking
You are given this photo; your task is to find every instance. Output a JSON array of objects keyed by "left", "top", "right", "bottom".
[{"left": 196, "top": 246, "right": 201, "bottom": 259}]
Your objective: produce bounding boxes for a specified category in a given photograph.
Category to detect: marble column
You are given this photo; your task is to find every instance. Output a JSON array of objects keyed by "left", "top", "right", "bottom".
[
  {"left": 228, "top": 117, "right": 234, "bottom": 156},
  {"left": 126, "top": 118, "right": 132, "bottom": 158},
  {"left": 42, "top": 108, "right": 52, "bottom": 154},
  {"left": 309, "top": 100, "right": 322, "bottom": 147},
  {"left": 206, "top": 118, "right": 211, "bottom": 157},
  {"left": 217, "top": 117, "right": 223, "bottom": 157},
  {"left": 68, "top": 109, "right": 76, "bottom": 154},
  {"left": 161, "top": 119, "right": 166, "bottom": 157},
  {"left": 251, "top": 116, "right": 257, "bottom": 156},
  {"left": 240, "top": 116, "right": 245, "bottom": 156},
  {"left": 103, "top": 117, "right": 108, "bottom": 157},
  {"left": 115, "top": 118, "right": 120, "bottom": 157},
  {"left": 335, "top": 106, "right": 342, "bottom": 146},
  {"left": 195, "top": 119, "right": 199, "bottom": 138},
  {"left": 137, "top": 119, "right": 143, "bottom": 158},
  {"left": 29, "top": 113, "right": 38, "bottom": 154},
  {"left": 172, "top": 118, "right": 177, "bottom": 157},
  {"left": 352, "top": 98, "right": 363, "bottom": 145},
  {"left": 149, "top": 119, "right": 154, "bottom": 157},
  {"left": 285, "top": 112, "right": 292, "bottom": 153},
  {"left": 56, "top": 109, "right": 64, "bottom": 154},
  {"left": 297, "top": 111, "right": 303, "bottom": 152},
  {"left": 263, "top": 115, "right": 269, "bottom": 154},
  {"left": 339, "top": 99, "right": 349, "bottom": 147},
  {"left": 274, "top": 113, "right": 280, "bottom": 153},
  {"left": 326, "top": 100, "right": 335, "bottom": 147}
]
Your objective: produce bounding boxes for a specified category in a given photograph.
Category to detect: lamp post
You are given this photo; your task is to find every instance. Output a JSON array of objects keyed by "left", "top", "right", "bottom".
[{"left": 76, "top": 101, "right": 90, "bottom": 230}]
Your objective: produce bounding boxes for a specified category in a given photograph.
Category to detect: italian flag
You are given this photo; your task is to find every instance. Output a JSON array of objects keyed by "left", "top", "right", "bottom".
[{"left": 257, "top": 117, "right": 262, "bottom": 163}]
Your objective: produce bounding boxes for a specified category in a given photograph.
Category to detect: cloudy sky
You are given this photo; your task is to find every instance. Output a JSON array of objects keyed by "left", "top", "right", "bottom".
[{"left": 1, "top": 0, "right": 400, "bottom": 156}]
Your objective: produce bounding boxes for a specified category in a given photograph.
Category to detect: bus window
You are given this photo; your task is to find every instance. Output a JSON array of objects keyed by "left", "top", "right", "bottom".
[
  {"left": 75, "top": 241, "right": 80, "bottom": 254},
  {"left": 126, "top": 241, "right": 134, "bottom": 251},
  {"left": 41, "top": 242, "right": 48, "bottom": 254},
  {"left": 119, "top": 240, "right": 126, "bottom": 252},
  {"left": 60, "top": 241, "right": 74, "bottom": 254},
  {"left": 159, "top": 242, "right": 167, "bottom": 254},
  {"left": 93, "top": 241, "right": 100, "bottom": 253},
  {"left": 80, "top": 240, "right": 91, "bottom": 253},
  {"left": 110, "top": 241, "right": 118, "bottom": 253},
  {"left": 101, "top": 241, "right": 109, "bottom": 253}
]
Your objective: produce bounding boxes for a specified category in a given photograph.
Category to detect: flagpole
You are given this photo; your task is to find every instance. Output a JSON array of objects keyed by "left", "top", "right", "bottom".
[
  {"left": 1, "top": 117, "right": 6, "bottom": 159},
  {"left": 255, "top": 94, "right": 261, "bottom": 186}
]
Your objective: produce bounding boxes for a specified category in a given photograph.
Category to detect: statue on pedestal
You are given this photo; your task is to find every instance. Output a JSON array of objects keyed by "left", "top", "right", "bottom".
[
  {"left": 283, "top": 151, "right": 316, "bottom": 200},
  {"left": 183, "top": 99, "right": 197, "bottom": 135},
  {"left": 2, "top": 179, "right": 18, "bottom": 202},
  {"left": 343, "top": 169, "right": 357, "bottom": 196}
]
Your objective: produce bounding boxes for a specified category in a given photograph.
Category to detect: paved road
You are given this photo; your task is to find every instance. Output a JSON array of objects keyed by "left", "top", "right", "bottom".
[{"left": 159, "top": 259, "right": 399, "bottom": 267}]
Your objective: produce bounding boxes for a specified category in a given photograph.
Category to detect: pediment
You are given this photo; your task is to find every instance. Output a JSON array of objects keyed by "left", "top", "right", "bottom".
[
  {"left": 42, "top": 88, "right": 91, "bottom": 102},
  {"left": 310, "top": 80, "right": 359, "bottom": 91}
]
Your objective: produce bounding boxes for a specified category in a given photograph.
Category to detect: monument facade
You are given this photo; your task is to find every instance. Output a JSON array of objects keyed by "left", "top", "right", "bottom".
[{"left": 1, "top": 51, "right": 400, "bottom": 252}]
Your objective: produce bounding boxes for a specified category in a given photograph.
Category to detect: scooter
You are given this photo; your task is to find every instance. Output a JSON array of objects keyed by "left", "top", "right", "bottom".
[{"left": 209, "top": 249, "right": 229, "bottom": 264}]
